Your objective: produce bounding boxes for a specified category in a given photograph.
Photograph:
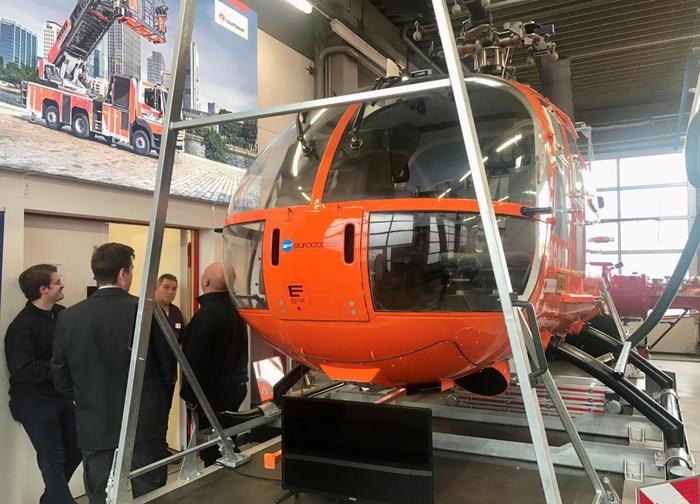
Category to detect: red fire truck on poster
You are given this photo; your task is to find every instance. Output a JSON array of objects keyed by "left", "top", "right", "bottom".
[{"left": 22, "top": 0, "right": 169, "bottom": 156}]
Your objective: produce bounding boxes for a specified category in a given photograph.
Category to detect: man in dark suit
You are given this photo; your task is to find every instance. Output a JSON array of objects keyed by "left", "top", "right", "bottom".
[
  {"left": 5, "top": 264, "right": 81, "bottom": 504},
  {"left": 51, "top": 243, "right": 168, "bottom": 504},
  {"left": 153, "top": 273, "right": 184, "bottom": 416},
  {"left": 180, "top": 262, "right": 248, "bottom": 466}
]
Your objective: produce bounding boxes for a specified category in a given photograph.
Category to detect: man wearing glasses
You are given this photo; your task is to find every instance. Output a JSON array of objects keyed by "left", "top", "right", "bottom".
[{"left": 4, "top": 264, "right": 81, "bottom": 504}]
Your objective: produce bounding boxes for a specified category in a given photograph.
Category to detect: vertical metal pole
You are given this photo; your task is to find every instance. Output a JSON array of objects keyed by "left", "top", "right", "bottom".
[
  {"left": 108, "top": 1, "right": 196, "bottom": 502},
  {"left": 430, "top": 1, "right": 562, "bottom": 502},
  {"left": 516, "top": 315, "right": 611, "bottom": 502}
]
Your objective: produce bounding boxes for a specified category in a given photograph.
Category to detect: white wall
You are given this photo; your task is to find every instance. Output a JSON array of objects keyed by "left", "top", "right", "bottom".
[
  {"left": 24, "top": 215, "right": 109, "bottom": 308},
  {"left": 0, "top": 170, "right": 228, "bottom": 503},
  {"left": 257, "top": 29, "right": 314, "bottom": 152}
]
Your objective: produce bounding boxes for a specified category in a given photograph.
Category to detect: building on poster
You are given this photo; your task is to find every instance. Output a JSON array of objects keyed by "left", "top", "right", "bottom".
[
  {"left": 107, "top": 23, "right": 141, "bottom": 79},
  {"left": 0, "top": 0, "right": 259, "bottom": 205},
  {"left": 147, "top": 50, "right": 165, "bottom": 85},
  {"left": 42, "top": 21, "right": 61, "bottom": 60},
  {"left": 183, "top": 41, "right": 200, "bottom": 112},
  {"left": 0, "top": 18, "right": 37, "bottom": 68}
]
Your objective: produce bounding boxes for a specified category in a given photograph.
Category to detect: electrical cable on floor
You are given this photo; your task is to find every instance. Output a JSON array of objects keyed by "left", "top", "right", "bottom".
[{"left": 219, "top": 464, "right": 282, "bottom": 483}]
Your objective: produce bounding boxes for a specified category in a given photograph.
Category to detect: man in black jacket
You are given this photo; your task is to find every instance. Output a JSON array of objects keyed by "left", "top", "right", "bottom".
[
  {"left": 180, "top": 262, "right": 248, "bottom": 466},
  {"left": 52, "top": 243, "right": 168, "bottom": 504},
  {"left": 5, "top": 264, "right": 81, "bottom": 504},
  {"left": 153, "top": 273, "right": 184, "bottom": 417}
]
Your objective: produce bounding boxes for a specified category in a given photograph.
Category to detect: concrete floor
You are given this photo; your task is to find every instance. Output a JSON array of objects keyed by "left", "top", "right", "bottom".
[
  {"left": 148, "top": 449, "right": 620, "bottom": 504},
  {"left": 116, "top": 355, "right": 700, "bottom": 504}
]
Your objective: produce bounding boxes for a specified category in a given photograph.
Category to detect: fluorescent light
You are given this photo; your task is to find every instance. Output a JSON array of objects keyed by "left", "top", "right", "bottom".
[
  {"left": 458, "top": 156, "right": 487, "bottom": 183},
  {"left": 466, "top": 76, "right": 503, "bottom": 88},
  {"left": 515, "top": 155, "right": 523, "bottom": 169},
  {"left": 497, "top": 196, "right": 509, "bottom": 202},
  {"left": 438, "top": 188, "right": 452, "bottom": 199},
  {"left": 462, "top": 216, "right": 477, "bottom": 223},
  {"left": 330, "top": 19, "right": 389, "bottom": 71},
  {"left": 284, "top": 0, "right": 313, "bottom": 14},
  {"left": 496, "top": 134, "right": 522, "bottom": 153},
  {"left": 310, "top": 108, "right": 326, "bottom": 124},
  {"left": 300, "top": 191, "right": 311, "bottom": 202}
]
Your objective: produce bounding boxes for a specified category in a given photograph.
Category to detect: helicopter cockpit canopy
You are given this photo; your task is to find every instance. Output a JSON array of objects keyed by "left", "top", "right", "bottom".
[{"left": 230, "top": 77, "right": 540, "bottom": 213}]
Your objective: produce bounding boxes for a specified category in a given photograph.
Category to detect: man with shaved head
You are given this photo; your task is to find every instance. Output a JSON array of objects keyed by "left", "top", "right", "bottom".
[{"left": 180, "top": 262, "right": 248, "bottom": 466}]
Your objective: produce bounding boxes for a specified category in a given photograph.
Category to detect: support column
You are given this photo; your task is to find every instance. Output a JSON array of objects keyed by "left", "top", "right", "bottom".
[{"left": 329, "top": 53, "right": 359, "bottom": 96}]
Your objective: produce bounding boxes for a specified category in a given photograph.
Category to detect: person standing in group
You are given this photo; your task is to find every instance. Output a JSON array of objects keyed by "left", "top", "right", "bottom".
[
  {"left": 153, "top": 273, "right": 185, "bottom": 415},
  {"left": 180, "top": 262, "right": 248, "bottom": 466},
  {"left": 52, "top": 243, "right": 168, "bottom": 504},
  {"left": 5, "top": 264, "right": 82, "bottom": 504}
]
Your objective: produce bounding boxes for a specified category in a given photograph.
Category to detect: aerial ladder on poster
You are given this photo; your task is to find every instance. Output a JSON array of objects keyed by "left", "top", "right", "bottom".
[
  {"left": 101, "top": 1, "right": 624, "bottom": 503},
  {"left": 21, "top": 0, "right": 171, "bottom": 155}
]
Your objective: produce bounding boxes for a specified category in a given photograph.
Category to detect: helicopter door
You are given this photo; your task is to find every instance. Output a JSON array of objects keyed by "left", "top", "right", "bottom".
[{"left": 264, "top": 207, "right": 369, "bottom": 322}]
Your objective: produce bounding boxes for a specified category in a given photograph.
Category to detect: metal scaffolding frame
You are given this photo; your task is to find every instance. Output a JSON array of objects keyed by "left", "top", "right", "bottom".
[{"left": 106, "top": 1, "right": 616, "bottom": 502}]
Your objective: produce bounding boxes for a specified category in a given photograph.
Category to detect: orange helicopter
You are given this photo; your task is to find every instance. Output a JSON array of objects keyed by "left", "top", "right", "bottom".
[
  {"left": 220, "top": 12, "right": 697, "bottom": 477},
  {"left": 222, "top": 71, "right": 607, "bottom": 396}
]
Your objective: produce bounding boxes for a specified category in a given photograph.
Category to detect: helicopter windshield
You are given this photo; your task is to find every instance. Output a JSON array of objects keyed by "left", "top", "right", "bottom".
[
  {"left": 324, "top": 84, "right": 537, "bottom": 205},
  {"left": 230, "top": 78, "right": 539, "bottom": 214}
]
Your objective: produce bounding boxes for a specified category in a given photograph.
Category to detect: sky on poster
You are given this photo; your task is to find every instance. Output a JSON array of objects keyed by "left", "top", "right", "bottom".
[{"left": 0, "top": 0, "right": 258, "bottom": 112}]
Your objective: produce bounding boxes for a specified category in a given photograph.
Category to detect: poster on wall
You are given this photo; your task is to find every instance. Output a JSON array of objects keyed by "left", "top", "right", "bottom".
[
  {"left": 0, "top": 0, "right": 257, "bottom": 204},
  {"left": 0, "top": 212, "right": 4, "bottom": 300}
]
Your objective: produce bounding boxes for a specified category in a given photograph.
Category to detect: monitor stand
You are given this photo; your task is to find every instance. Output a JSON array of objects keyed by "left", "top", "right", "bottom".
[{"left": 275, "top": 490, "right": 299, "bottom": 504}]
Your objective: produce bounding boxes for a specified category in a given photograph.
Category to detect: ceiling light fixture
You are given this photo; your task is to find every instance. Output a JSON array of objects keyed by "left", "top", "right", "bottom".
[
  {"left": 496, "top": 134, "right": 522, "bottom": 153},
  {"left": 284, "top": 0, "right": 313, "bottom": 14}
]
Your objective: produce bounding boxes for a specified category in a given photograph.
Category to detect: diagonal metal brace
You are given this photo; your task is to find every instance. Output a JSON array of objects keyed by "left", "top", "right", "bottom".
[{"left": 152, "top": 306, "right": 248, "bottom": 468}]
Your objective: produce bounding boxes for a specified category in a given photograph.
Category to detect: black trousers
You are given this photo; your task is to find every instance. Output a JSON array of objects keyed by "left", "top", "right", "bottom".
[
  {"left": 10, "top": 394, "right": 82, "bottom": 504},
  {"left": 163, "top": 382, "right": 175, "bottom": 418},
  {"left": 196, "top": 383, "right": 247, "bottom": 467},
  {"left": 81, "top": 436, "right": 168, "bottom": 504}
]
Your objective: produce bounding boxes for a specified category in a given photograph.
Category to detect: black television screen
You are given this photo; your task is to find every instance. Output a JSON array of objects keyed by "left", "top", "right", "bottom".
[{"left": 282, "top": 396, "right": 433, "bottom": 503}]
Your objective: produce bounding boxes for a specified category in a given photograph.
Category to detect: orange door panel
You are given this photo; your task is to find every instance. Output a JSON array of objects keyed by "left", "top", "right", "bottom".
[{"left": 264, "top": 206, "right": 369, "bottom": 322}]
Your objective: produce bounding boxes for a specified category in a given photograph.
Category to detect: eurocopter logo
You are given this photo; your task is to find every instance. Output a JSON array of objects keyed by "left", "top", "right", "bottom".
[{"left": 282, "top": 239, "right": 337, "bottom": 252}]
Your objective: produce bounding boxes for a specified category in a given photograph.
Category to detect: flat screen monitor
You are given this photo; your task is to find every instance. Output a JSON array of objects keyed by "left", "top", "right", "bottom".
[{"left": 282, "top": 396, "right": 433, "bottom": 503}]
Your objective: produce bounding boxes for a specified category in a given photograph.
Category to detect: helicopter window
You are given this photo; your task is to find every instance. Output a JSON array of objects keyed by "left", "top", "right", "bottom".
[
  {"left": 368, "top": 212, "right": 536, "bottom": 312},
  {"left": 269, "top": 108, "right": 345, "bottom": 207},
  {"left": 230, "top": 107, "right": 345, "bottom": 212},
  {"left": 550, "top": 118, "right": 570, "bottom": 240},
  {"left": 323, "top": 86, "right": 537, "bottom": 206},
  {"left": 223, "top": 221, "right": 267, "bottom": 309}
]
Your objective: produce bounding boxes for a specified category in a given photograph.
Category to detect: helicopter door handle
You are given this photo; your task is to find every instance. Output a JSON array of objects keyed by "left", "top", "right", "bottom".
[{"left": 520, "top": 206, "right": 553, "bottom": 218}]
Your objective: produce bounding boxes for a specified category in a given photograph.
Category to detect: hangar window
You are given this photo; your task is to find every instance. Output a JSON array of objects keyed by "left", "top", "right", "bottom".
[
  {"left": 586, "top": 153, "right": 691, "bottom": 279},
  {"left": 322, "top": 81, "right": 537, "bottom": 207},
  {"left": 367, "top": 211, "right": 536, "bottom": 312}
]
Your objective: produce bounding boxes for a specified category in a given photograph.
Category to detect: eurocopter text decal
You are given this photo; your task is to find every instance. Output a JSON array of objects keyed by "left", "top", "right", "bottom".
[{"left": 281, "top": 239, "right": 338, "bottom": 252}]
